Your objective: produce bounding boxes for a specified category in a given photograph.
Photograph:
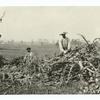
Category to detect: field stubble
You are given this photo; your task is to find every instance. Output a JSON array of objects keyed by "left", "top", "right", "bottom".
[{"left": 0, "top": 40, "right": 100, "bottom": 94}]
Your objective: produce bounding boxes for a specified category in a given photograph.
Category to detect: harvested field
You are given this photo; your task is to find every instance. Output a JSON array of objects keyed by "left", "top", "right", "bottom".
[{"left": 0, "top": 36, "right": 100, "bottom": 94}]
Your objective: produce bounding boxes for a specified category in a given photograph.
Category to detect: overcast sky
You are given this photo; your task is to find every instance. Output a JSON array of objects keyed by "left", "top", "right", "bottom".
[{"left": 0, "top": 6, "right": 100, "bottom": 42}]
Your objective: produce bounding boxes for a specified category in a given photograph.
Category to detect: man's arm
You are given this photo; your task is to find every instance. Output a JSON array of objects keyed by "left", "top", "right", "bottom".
[
  {"left": 68, "top": 38, "right": 71, "bottom": 50},
  {"left": 30, "top": 52, "right": 37, "bottom": 62},
  {"left": 58, "top": 38, "right": 64, "bottom": 53},
  {"left": 23, "top": 54, "right": 27, "bottom": 63}
]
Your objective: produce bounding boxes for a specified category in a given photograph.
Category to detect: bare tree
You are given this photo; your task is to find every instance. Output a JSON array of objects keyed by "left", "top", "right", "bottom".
[{"left": 0, "top": 11, "right": 5, "bottom": 23}]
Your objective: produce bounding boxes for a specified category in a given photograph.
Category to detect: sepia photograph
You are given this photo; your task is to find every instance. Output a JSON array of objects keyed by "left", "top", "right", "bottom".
[{"left": 0, "top": 6, "right": 100, "bottom": 95}]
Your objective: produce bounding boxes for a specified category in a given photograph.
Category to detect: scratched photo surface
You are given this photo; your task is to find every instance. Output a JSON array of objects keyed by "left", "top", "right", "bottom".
[{"left": 0, "top": 7, "right": 100, "bottom": 94}]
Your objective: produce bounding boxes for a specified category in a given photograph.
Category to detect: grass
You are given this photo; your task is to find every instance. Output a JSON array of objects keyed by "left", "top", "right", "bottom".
[
  {"left": 0, "top": 43, "right": 81, "bottom": 94},
  {"left": 0, "top": 80, "right": 81, "bottom": 94},
  {"left": 0, "top": 43, "right": 59, "bottom": 60}
]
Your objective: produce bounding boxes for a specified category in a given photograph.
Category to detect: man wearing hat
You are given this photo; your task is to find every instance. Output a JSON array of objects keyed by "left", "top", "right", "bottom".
[
  {"left": 58, "top": 32, "right": 71, "bottom": 55},
  {"left": 24, "top": 47, "right": 34, "bottom": 66}
]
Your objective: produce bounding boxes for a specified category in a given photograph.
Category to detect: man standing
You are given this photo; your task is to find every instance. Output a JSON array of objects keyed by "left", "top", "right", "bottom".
[
  {"left": 24, "top": 47, "right": 34, "bottom": 66},
  {"left": 58, "top": 32, "right": 71, "bottom": 55}
]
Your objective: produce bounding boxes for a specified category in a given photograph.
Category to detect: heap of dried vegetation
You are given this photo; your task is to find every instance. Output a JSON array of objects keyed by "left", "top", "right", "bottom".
[{"left": 0, "top": 34, "right": 100, "bottom": 94}]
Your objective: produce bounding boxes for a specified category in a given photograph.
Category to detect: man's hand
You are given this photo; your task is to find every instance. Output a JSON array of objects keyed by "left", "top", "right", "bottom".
[
  {"left": 63, "top": 50, "right": 67, "bottom": 54},
  {"left": 63, "top": 49, "right": 71, "bottom": 54}
]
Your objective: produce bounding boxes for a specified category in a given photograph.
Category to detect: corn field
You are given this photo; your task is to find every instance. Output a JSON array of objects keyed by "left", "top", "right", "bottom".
[{"left": 0, "top": 36, "right": 100, "bottom": 94}]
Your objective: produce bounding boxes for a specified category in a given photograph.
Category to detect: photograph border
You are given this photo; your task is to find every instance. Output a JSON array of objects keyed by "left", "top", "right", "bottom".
[{"left": 0, "top": 0, "right": 100, "bottom": 100}]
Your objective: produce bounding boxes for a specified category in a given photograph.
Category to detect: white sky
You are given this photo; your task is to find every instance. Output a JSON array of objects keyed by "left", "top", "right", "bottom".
[{"left": 0, "top": 6, "right": 100, "bottom": 42}]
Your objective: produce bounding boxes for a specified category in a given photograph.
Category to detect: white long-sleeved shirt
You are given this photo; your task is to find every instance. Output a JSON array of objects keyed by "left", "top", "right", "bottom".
[
  {"left": 24, "top": 52, "right": 34, "bottom": 64},
  {"left": 58, "top": 37, "right": 70, "bottom": 53}
]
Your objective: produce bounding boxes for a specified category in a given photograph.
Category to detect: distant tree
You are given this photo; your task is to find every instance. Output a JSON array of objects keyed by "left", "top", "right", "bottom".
[
  {"left": 38, "top": 39, "right": 44, "bottom": 46},
  {"left": 7, "top": 40, "right": 15, "bottom": 45},
  {"left": 20, "top": 40, "right": 26, "bottom": 45},
  {"left": 0, "top": 40, "right": 4, "bottom": 44},
  {"left": 31, "top": 40, "right": 34, "bottom": 46},
  {"left": 71, "top": 39, "right": 85, "bottom": 49}
]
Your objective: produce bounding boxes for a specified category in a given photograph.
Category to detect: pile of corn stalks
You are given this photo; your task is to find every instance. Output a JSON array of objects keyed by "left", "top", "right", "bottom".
[{"left": 0, "top": 34, "right": 100, "bottom": 94}]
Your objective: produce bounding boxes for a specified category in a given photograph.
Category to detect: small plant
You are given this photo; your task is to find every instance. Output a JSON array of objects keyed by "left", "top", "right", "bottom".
[
  {"left": 0, "top": 55, "right": 8, "bottom": 68},
  {"left": 10, "top": 56, "right": 24, "bottom": 66}
]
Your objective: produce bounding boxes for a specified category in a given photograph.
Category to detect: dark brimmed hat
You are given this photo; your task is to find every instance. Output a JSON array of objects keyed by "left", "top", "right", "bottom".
[
  {"left": 59, "top": 32, "right": 68, "bottom": 35},
  {"left": 26, "top": 47, "right": 31, "bottom": 50}
]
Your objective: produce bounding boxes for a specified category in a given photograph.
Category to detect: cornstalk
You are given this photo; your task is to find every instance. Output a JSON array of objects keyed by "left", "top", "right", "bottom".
[{"left": 65, "top": 65, "right": 75, "bottom": 84}]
